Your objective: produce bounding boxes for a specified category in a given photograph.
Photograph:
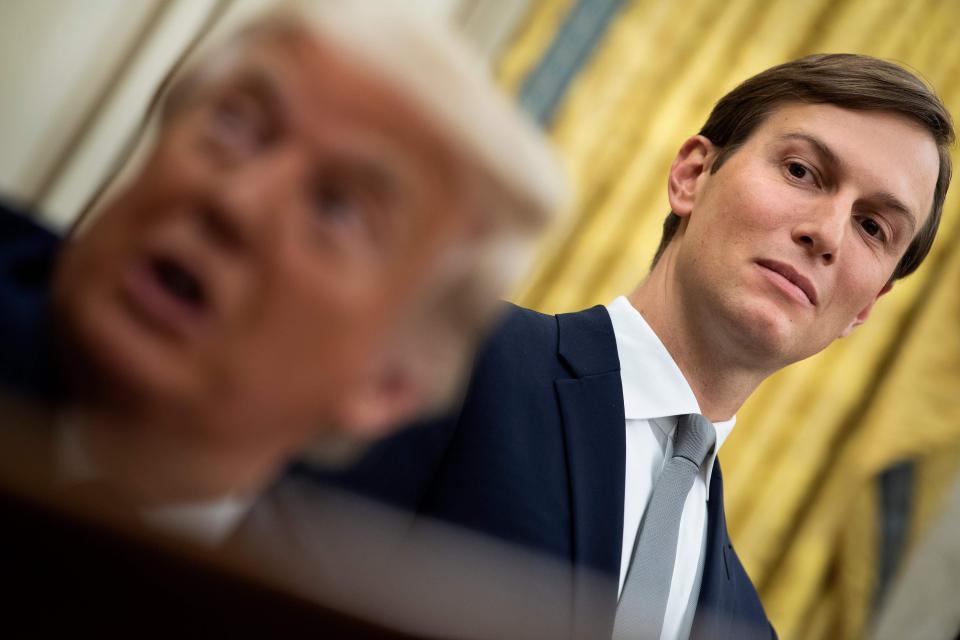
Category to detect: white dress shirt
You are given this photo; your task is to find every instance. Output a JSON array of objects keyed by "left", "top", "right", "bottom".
[{"left": 606, "top": 296, "right": 736, "bottom": 640}]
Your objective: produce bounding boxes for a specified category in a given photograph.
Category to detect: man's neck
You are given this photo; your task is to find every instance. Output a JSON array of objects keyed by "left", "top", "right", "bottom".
[
  {"left": 71, "top": 402, "right": 284, "bottom": 507},
  {"left": 627, "top": 269, "right": 773, "bottom": 422}
]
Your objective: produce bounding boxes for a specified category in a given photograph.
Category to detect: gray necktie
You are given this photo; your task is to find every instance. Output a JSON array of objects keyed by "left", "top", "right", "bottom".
[{"left": 612, "top": 413, "right": 716, "bottom": 640}]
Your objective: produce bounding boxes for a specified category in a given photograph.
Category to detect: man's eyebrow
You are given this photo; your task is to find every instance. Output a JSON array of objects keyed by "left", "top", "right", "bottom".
[
  {"left": 778, "top": 132, "right": 843, "bottom": 172},
  {"left": 339, "top": 160, "right": 400, "bottom": 200},
  {"left": 235, "top": 65, "right": 290, "bottom": 120}
]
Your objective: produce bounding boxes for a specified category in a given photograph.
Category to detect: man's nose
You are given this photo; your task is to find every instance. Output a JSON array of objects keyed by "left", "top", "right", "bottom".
[
  {"left": 791, "top": 197, "right": 850, "bottom": 265},
  {"left": 199, "top": 149, "right": 304, "bottom": 253}
]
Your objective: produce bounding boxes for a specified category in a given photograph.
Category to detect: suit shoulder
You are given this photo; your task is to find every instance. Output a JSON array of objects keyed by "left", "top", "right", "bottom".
[
  {"left": 0, "top": 200, "right": 60, "bottom": 281},
  {"left": 496, "top": 302, "right": 557, "bottom": 337},
  {"left": 0, "top": 199, "right": 58, "bottom": 242},
  {"left": 480, "top": 302, "right": 558, "bottom": 363}
]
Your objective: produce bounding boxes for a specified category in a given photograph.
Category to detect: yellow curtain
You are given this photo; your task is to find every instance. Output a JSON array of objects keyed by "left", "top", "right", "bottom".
[{"left": 497, "top": 1, "right": 960, "bottom": 638}]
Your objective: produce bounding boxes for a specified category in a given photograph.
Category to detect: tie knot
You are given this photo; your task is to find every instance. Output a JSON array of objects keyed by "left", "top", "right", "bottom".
[{"left": 673, "top": 413, "right": 716, "bottom": 467}]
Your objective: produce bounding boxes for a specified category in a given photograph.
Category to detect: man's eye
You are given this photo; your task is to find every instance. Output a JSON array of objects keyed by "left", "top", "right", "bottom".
[
  {"left": 313, "top": 180, "right": 362, "bottom": 225},
  {"left": 787, "top": 162, "right": 811, "bottom": 181},
  {"left": 859, "top": 217, "right": 884, "bottom": 239},
  {"left": 207, "top": 92, "right": 269, "bottom": 155}
]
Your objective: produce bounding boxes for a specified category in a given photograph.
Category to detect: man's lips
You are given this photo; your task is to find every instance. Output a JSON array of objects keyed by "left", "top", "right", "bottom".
[
  {"left": 153, "top": 257, "right": 206, "bottom": 307},
  {"left": 119, "top": 255, "right": 212, "bottom": 338},
  {"left": 755, "top": 259, "right": 818, "bottom": 306}
]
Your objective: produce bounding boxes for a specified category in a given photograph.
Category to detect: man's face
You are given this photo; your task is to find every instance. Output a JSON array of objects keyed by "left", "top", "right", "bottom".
[
  {"left": 54, "top": 32, "right": 473, "bottom": 449},
  {"left": 669, "top": 102, "right": 939, "bottom": 369}
]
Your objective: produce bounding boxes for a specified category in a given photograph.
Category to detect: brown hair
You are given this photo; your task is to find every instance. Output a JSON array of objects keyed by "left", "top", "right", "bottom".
[{"left": 651, "top": 53, "right": 954, "bottom": 280}]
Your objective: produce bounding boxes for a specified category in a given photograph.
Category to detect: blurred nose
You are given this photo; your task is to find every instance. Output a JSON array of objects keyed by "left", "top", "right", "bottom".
[
  {"left": 792, "top": 196, "right": 849, "bottom": 265},
  {"left": 199, "top": 148, "right": 304, "bottom": 254}
]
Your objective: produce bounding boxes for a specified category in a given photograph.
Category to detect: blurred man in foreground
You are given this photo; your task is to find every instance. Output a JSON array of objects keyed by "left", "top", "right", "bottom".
[{"left": 0, "top": 0, "right": 563, "bottom": 544}]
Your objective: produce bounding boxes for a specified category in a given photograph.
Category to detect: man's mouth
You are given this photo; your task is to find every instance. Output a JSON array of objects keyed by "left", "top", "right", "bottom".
[
  {"left": 152, "top": 257, "right": 207, "bottom": 309},
  {"left": 120, "top": 255, "right": 212, "bottom": 337},
  {"left": 755, "top": 259, "right": 818, "bottom": 306}
]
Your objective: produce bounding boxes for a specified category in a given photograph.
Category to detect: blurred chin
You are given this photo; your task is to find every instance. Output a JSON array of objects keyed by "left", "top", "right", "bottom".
[
  {"left": 62, "top": 290, "right": 196, "bottom": 407},
  {"left": 296, "top": 431, "right": 373, "bottom": 470}
]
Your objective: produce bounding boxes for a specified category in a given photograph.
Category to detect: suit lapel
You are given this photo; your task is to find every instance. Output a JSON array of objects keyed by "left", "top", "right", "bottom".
[{"left": 554, "top": 307, "right": 625, "bottom": 637}]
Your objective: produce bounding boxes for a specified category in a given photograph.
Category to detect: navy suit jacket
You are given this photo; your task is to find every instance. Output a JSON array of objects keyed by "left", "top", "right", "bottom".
[
  {"left": 313, "top": 304, "right": 776, "bottom": 639},
  {"left": 0, "top": 200, "right": 62, "bottom": 402}
]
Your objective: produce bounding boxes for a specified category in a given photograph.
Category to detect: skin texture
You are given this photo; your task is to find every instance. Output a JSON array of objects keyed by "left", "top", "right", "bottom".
[
  {"left": 52, "top": 30, "right": 478, "bottom": 500},
  {"left": 631, "top": 103, "right": 940, "bottom": 420}
]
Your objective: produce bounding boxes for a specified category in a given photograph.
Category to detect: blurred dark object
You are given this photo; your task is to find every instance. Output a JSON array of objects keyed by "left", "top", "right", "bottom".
[
  {"left": 0, "top": 393, "right": 585, "bottom": 639},
  {"left": 0, "top": 483, "right": 421, "bottom": 637},
  {"left": 0, "top": 395, "right": 409, "bottom": 636}
]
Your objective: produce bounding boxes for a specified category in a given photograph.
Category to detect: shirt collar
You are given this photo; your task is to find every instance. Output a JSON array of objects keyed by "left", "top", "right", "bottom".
[{"left": 606, "top": 296, "right": 735, "bottom": 495}]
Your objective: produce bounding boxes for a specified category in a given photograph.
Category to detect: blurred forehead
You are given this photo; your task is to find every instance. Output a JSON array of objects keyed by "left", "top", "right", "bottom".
[{"left": 234, "top": 28, "right": 462, "bottom": 169}]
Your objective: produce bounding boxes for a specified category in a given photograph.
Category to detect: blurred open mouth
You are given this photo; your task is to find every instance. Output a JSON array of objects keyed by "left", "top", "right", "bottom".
[
  {"left": 120, "top": 255, "right": 211, "bottom": 338},
  {"left": 154, "top": 258, "right": 206, "bottom": 307}
]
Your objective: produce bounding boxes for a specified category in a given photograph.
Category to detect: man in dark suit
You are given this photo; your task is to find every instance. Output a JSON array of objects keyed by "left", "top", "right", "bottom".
[{"left": 320, "top": 54, "right": 955, "bottom": 639}]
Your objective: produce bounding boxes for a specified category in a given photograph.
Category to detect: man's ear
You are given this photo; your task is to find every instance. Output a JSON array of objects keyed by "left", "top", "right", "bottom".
[
  {"left": 840, "top": 281, "right": 893, "bottom": 337},
  {"left": 334, "top": 355, "right": 431, "bottom": 440},
  {"left": 667, "top": 135, "right": 716, "bottom": 217}
]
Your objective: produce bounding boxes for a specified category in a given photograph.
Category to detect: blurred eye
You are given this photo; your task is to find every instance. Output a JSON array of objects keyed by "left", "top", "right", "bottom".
[
  {"left": 205, "top": 90, "right": 272, "bottom": 158},
  {"left": 313, "top": 179, "right": 361, "bottom": 223},
  {"left": 308, "top": 165, "right": 391, "bottom": 253}
]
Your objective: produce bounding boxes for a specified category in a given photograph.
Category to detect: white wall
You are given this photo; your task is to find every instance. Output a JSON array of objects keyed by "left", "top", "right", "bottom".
[{"left": 0, "top": 0, "right": 162, "bottom": 207}]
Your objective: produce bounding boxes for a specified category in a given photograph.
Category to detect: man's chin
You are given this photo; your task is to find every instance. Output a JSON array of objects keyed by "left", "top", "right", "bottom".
[
  {"left": 722, "top": 302, "right": 803, "bottom": 361},
  {"left": 64, "top": 311, "right": 201, "bottom": 414},
  {"left": 297, "top": 432, "right": 373, "bottom": 470}
]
